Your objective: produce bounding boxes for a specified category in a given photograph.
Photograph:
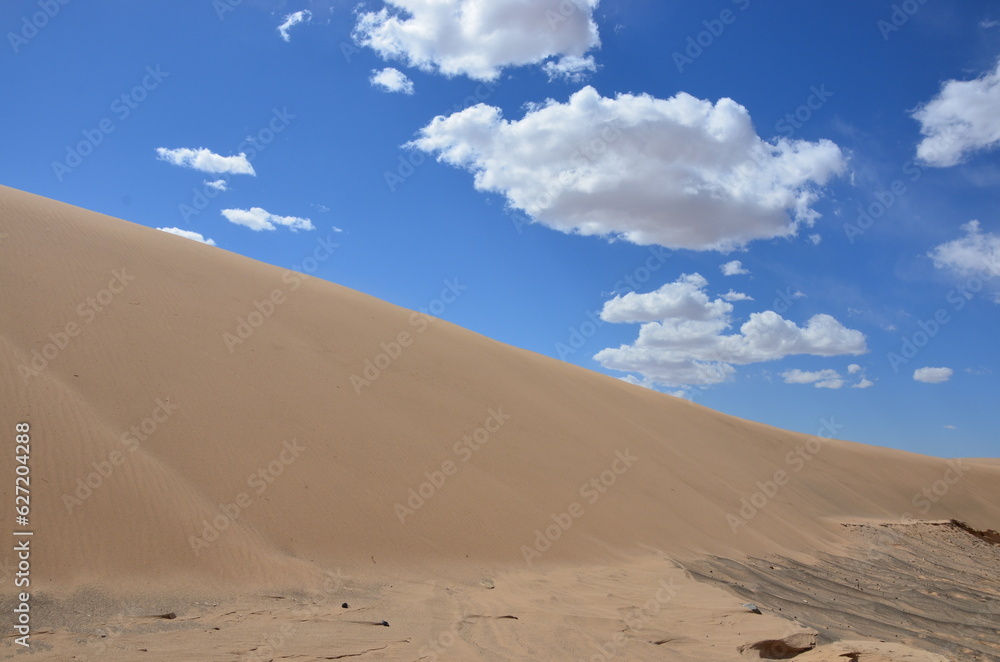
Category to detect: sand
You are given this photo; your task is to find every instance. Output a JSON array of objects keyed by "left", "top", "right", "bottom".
[{"left": 1, "top": 184, "right": 998, "bottom": 660}]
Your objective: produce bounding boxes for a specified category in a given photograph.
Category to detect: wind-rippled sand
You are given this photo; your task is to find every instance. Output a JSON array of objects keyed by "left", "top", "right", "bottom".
[{"left": 1, "top": 185, "right": 998, "bottom": 660}]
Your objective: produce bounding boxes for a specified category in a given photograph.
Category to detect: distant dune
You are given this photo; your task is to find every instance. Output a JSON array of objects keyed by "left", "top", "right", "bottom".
[{"left": 2, "top": 184, "right": 998, "bottom": 660}]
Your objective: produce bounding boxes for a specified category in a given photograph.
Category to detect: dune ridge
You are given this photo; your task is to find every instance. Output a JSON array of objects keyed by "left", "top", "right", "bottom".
[{"left": 1, "top": 184, "right": 998, "bottom": 660}]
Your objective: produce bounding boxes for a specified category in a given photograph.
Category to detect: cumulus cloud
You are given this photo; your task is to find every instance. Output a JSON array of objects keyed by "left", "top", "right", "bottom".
[
  {"left": 781, "top": 368, "right": 844, "bottom": 389},
  {"left": 914, "top": 366, "right": 953, "bottom": 384},
  {"left": 913, "top": 57, "right": 1000, "bottom": 166},
  {"left": 156, "top": 147, "right": 255, "bottom": 176},
  {"left": 541, "top": 54, "right": 597, "bottom": 82},
  {"left": 782, "top": 363, "right": 873, "bottom": 389},
  {"left": 221, "top": 207, "right": 314, "bottom": 232},
  {"left": 409, "top": 86, "right": 846, "bottom": 251},
  {"left": 204, "top": 179, "right": 228, "bottom": 192},
  {"left": 353, "top": 0, "right": 601, "bottom": 81},
  {"left": 601, "top": 273, "right": 731, "bottom": 323},
  {"left": 157, "top": 227, "right": 216, "bottom": 246},
  {"left": 721, "top": 290, "right": 753, "bottom": 302},
  {"left": 721, "top": 260, "right": 749, "bottom": 276},
  {"left": 929, "top": 220, "right": 1000, "bottom": 278},
  {"left": 370, "top": 67, "right": 415, "bottom": 94},
  {"left": 278, "top": 10, "right": 312, "bottom": 42},
  {"left": 594, "top": 273, "right": 866, "bottom": 387}
]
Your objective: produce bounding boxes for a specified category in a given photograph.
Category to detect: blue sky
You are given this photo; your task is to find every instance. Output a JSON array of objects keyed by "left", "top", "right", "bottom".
[{"left": 3, "top": 0, "right": 999, "bottom": 458}]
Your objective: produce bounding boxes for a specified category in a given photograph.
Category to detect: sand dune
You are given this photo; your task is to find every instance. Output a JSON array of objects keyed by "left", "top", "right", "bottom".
[{"left": 1, "top": 184, "right": 998, "bottom": 660}]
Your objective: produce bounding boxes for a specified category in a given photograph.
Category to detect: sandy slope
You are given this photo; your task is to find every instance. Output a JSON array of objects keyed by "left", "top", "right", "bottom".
[{"left": 1, "top": 184, "right": 998, "bottom": 660}]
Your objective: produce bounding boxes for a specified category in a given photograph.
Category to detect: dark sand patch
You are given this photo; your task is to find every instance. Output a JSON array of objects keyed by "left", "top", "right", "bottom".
[{"left": 685, "top": 520, "right": 1000, "bottom": 661}]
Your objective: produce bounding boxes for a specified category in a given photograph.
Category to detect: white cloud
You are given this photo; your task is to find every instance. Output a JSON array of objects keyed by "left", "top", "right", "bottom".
[
  {"left": 353, "top": 0, "right": 601, "bottom": 82},
  {"left": 844, "top": 363, "right": 874, "bottom": 388},
  {"left": 156, "top": 147, "right": 255, "bottom": 176},
  {"left": 221, "top": 207, "right": 314, "bottom": 232},
  {"left": 370, "top": 67, "right": 415, "bottom": 94},
  {"left": 541, "top": 54, "right": 597, "bottom": 82},
  {"left": 808, "top": 233, "right": 822, "bottom": 245},
  {"left": 929, "top": 220, "right": 1000, "bottom": 278},
  {"left": 278, "top": 10, "right": 312, "bottom": 42},
  {"left": 943, "top": 424, "right": 958, "bottom": 429},
  {"left": 600, "top": 273, "right": 731, "bottom": 323},
  {"left": 721, "top": 289, "right": 753, "bottom": 302},
  {"left": 783, "top": 365, "right": 874, "bottom": 389},
  {"left": 409, "top": 86, "right": 846, "bottom": 251},
  {"left": 913, "top": 58, "right": 1000, "bottom": 167},
  {"left": 781, "top": 368, "right": 844, "bottom": 389},
  {"left": 914, "top": 366, "right": 953, "bottom": 384},
  {"left": 157, "top": 227, "right": 216, "bottom": 246},
  {"left": 204, "top": 179, "right": 228, "bottom": 192},
  {"left": 721, "top": 260, "right": 749, "bottom": 276},
  {"left": 594, "top": 273, "right": 866, "bottom": 387}
]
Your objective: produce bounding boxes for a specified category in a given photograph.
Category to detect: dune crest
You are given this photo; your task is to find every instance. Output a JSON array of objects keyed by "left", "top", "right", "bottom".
[{"left": 1, "top": 185, "right": 998, "bottom": 660}]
